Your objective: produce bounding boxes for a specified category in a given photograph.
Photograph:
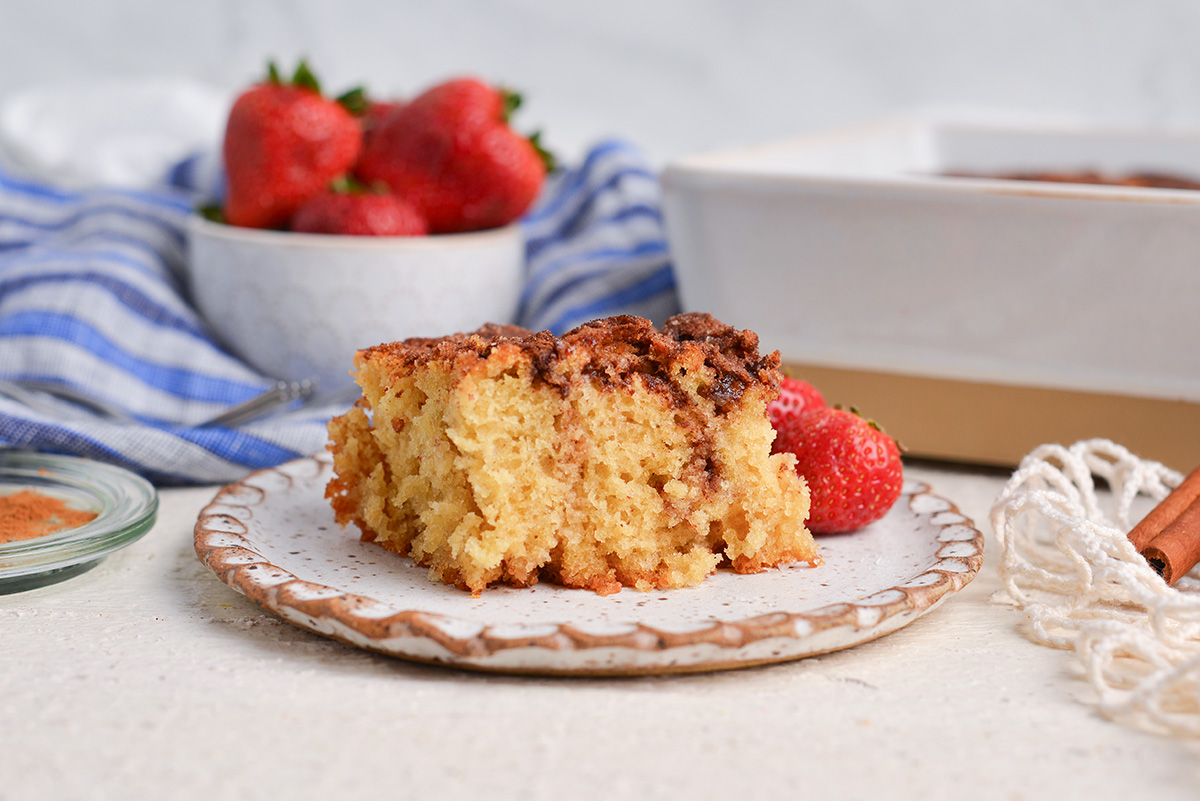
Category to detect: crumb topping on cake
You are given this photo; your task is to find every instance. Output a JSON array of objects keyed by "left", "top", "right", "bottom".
[{"left": 358, "top": 312, "right": 781, "bottom": 414}]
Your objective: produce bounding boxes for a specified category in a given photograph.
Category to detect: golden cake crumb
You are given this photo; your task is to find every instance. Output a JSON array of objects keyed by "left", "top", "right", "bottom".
[{"left": 326, "top": 312, "right": 817, "bottom": 595}]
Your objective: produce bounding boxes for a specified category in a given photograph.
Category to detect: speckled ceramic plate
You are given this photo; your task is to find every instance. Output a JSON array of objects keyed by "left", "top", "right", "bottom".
[{"left": 194, "top": 453, "right": 983, "bottom": 676}]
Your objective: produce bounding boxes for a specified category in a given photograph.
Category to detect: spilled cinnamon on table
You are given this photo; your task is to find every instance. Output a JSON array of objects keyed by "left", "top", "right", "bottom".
[{"left": 0, "top": 489, "right": 97, "bottom": 543}]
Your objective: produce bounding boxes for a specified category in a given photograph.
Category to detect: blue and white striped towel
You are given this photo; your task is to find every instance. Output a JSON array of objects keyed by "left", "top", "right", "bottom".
[{"left": 0, "top": 139, "right": 680, "bottom": 484}]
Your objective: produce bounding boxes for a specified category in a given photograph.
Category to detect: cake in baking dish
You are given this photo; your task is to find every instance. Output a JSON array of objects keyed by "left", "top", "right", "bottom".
[{"left": 325, "top": 312, "right": 818, "bottom": 595}]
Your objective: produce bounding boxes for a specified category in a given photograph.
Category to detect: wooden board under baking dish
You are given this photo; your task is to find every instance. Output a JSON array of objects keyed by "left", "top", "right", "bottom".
[{"left": 785, "top": 361, "right": 1200, "bottom": 473}]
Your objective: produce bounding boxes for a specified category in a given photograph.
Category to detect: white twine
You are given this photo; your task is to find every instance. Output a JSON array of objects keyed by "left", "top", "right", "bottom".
[{"left": 990, "top": 438, "right": 1200, "bottom": 737}]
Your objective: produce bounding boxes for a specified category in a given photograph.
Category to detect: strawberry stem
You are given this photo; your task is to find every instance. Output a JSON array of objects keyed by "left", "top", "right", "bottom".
[
  {"left": 500, "top": 88, "right": 522, "bottom": 123},
  {"left": 336, "top": 86, "right": 368, "bottom": 115},
  {"left": 529, "top": 130, "right": 557, "bottom": 172},
  {"left": 262, "top": 59, "right": 326, "bottom": 93},
  {"left": 329, "top": 175, "right": 387, "bottom": 195},
  {"left": 291, "top": 59, "right": 321, "bottom": 94}
]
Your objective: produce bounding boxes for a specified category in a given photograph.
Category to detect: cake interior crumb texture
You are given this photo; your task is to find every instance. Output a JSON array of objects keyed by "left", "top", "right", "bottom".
[{"left": 326, "top": 313, "right": 817, "bottom": 595}]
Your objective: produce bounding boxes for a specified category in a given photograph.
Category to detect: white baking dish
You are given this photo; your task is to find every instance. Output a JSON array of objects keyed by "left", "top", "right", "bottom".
[{"left": 662, "top": 120, "right": 1200, "bottom": 468}]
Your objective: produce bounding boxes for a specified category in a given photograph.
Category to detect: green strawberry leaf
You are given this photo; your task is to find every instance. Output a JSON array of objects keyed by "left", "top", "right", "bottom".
[
  {"left": 328, "top": 175, "right": 385, "bottom": 195},
  {"left": 197, "top": 203, "right": 225, "bottom": 223},
  {"left": 336, "top": 86, "right": 369, "bottom": 115},
  {"left": 291, "top": 59, "right": 321, "bottom": 94},
  {"left": 500, "top": 88, "right": 522, "bottom": 123},
  {"left": 529, "top": 130, "right": 558, "bottom": 172},
  {"left": 266, "top": 61, "right": 282, "bottom": 85}
]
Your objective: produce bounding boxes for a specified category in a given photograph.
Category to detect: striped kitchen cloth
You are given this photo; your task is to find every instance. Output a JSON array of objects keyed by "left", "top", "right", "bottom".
[
  {"left": 0, "top": 138, "right": 680, "bottom": 484},
  {"left": 518, "top": 139, "right": 678, "bottom": 333}
]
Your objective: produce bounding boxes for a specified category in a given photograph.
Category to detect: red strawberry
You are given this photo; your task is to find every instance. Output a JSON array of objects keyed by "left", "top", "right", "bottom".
[
  {"left": 768, "top": 376, "right": 826, "bottom": 429},
  {"left": 361, "top": 99, "right": 404, "bottom": 142},
  {"left": 223, "top": 61, "right": 363, "bottom": 229},
  {"left": 291, "top": 181, "right": 427, "bottom": 236},
  {"left": 356, "top": 77, "right": 553, "bottom": 233},
  {"left": 340, "top": 88, "right": 405, "bottom": 150},
  {"left": 773, "top": 406, "right": 903, "bottom": 534}
]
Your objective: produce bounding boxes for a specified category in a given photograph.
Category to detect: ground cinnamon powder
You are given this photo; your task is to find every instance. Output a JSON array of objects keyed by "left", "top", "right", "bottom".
[{"left": 0, "top": 489, "right": 97, "bottom": 543}]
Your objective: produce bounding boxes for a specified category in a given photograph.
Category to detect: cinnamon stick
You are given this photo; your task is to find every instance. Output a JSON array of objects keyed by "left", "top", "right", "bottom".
[
  {"left": 1141, "top": 494, "right": 1200, "bottom": 585},
  {"left": 1128, "top": 465, "right": 1200, "bottom": 550}
]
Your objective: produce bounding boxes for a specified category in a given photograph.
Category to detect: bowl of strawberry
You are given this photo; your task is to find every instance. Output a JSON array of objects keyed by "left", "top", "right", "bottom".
[{"left": 187, "top": 61, "right": 553, "bottom": 392}]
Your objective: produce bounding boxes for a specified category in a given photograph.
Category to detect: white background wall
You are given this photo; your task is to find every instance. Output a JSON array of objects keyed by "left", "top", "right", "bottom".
[{"left": 3, "top": 0, "right": 1200, "bottom": 167}]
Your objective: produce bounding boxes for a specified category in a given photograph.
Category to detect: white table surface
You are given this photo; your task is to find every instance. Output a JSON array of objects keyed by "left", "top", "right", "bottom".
[{"left": 3, "top": 461, "right": 1198, "bottom": 801}]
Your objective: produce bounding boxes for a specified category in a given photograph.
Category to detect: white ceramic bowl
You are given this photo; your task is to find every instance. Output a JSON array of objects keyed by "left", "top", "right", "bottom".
[{"left": 186, "top": 215, "right": 525, "bottom": 392}]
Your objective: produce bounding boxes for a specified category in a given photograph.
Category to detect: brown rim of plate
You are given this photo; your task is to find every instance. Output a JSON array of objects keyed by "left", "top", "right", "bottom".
[{"left": 193, "top": 453, "right": 984, "bottom": 676}]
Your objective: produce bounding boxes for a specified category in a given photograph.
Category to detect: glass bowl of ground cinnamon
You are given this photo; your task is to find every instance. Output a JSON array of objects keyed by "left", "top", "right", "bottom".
[
  {"left": 0, "top": 450, "right": 157, "bottom": 594},
  {"left": 0, "top": 488, "right": 99, "bottom": 544}
]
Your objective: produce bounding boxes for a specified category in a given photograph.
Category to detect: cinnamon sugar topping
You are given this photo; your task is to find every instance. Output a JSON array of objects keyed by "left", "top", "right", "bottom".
[{"left": 357, "top": 312, "right": 782, "bottom": 414}]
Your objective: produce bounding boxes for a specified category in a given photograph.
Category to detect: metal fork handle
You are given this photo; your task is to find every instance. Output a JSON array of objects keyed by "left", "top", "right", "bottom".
[{"left": 196, "top": 379, "right": 317, "bottom": 428}]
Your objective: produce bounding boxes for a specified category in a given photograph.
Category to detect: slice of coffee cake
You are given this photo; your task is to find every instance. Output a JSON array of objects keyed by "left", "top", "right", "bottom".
[{"left": 326, "top": 313, "right": 817, "bottom": 595}]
